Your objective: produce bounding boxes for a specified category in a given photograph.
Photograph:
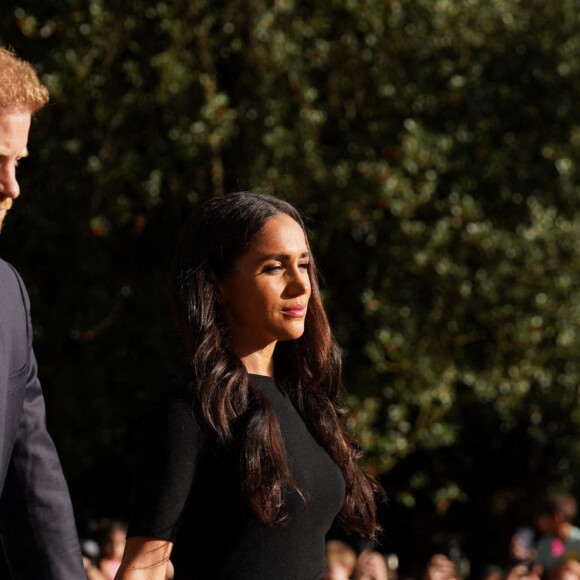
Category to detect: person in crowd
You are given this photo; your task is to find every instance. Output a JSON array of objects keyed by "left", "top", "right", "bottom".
[
  {"left": 511, "top": 492, "right": 580, "bottom": 576},
  {"left": 0, "top": 47, "right": 85, "bottom": 579},
  {"left": 81, "top": 538, "right": 107, "bottom": 580},
  {"left": 550, "top": 560, "right": 580, "bottom": 580},
  {"left": 115, "top": 192, "right": 385, "bottom": 579},
  {"left": 98, "top": 520, "right": 127, "bottom": 580},
  {"left": 535, "top": 493, "right": 580, "bottom": 571},
  {"left": 503, "top": 565, "right": 542, "bottom": 580},
  {"left": 325, "top": 540, "right": 358, "bottom": 579},
  {"left": 480, "top": 564, "right": 504, "bottom": 580},
  {"left": 353, "top": 549, "right": 389, "bottom": 580},
  {"left": 423, "top": 554, "right": 459, "bottom": 580},
  {"left": 324, "top": 539, "right": 389, "bottom": 580}
]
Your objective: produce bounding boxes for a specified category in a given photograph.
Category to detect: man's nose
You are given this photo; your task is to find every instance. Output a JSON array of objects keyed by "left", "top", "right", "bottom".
[{"left": 0, "top": 163, "right": 20, "bottom": 199}]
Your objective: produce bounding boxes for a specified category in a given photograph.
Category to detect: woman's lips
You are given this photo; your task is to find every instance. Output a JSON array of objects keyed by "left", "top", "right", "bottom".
[{"left": 282, "top": 305, "right": 307, "bottom": 317}]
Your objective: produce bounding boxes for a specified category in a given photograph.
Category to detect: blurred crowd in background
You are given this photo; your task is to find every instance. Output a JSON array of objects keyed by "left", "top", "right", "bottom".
[{"left": 78, "top": 491, "right": 580, "bottom": 580}]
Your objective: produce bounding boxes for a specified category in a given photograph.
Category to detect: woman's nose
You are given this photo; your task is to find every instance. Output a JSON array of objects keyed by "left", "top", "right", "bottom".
[{"left": 287, "top": 268, "right": 309, "bottom": 296}]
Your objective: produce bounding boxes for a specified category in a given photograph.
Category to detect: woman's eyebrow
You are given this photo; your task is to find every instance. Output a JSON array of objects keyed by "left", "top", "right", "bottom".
[{"left": 256, "top": 251, "right": 310, "bottom": 263}]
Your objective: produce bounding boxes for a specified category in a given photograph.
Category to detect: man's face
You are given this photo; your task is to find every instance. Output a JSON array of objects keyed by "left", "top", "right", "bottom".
[
  {"left": 536, "top": 512, "right": 559, "bottom": 535},
  {"left": 0, "top": 107, "right": 31, "bottom": 232}
]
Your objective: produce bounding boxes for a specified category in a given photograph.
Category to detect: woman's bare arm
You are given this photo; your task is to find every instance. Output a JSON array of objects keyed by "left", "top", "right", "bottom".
[{"left": 115, "top": 537, "right": 174, "bottom": 580}]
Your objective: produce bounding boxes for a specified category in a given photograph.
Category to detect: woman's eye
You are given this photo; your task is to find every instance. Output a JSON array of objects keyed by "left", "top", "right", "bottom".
[
  {"left": 299, "top": 262, "right": 311, "bottom": 270},
  {"left": 263, "top": 265, "right": 283, "bottom": 274}
]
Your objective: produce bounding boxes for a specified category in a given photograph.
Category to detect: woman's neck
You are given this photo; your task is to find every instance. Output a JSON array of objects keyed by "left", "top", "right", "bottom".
[{"left": 239, "top": 344, "right": 275, "bottom": 377}]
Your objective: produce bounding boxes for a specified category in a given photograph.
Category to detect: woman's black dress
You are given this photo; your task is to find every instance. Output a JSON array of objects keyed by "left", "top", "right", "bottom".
[{"left": 126, "top": 370, "right": 345, "bottom": 580}]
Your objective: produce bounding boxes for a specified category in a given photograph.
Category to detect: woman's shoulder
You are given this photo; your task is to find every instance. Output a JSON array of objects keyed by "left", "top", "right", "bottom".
[
  {"left": 154, "top": 365, "right": 196, "bottom": 403},
  {"left": 142, "top": 366, "right": 198, "bottom": 429}
]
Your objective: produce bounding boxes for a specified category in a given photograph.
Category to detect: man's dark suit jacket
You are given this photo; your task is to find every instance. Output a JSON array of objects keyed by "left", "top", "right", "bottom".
[{"left": 0, "top": 258, "right": 85, "bottom": 579}]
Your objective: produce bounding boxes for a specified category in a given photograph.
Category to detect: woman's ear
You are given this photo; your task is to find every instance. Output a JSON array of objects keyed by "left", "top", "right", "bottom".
[{"left": 214, "top": 276, "right": 228, "bottom": 304}]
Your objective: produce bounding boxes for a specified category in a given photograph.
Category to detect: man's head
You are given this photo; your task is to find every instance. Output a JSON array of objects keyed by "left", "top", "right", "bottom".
[
  {"left": 536, "top": 492, "right": 578, "bottom": 536},
  {"left": 0, "top": 47, "right": 49, "bottom": 112},
  {"left": 0, "top": 47, "right": 49, "bottom": 232}
]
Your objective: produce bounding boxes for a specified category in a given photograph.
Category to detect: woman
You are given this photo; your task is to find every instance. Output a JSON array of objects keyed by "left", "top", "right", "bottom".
[{"left": 116, "top": 192, "right": 384, "bottom": 580}]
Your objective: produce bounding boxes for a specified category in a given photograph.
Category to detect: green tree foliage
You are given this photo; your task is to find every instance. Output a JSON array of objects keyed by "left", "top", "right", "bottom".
[{"left": 3, "top": 0, "right": 580, "bottom": 571}]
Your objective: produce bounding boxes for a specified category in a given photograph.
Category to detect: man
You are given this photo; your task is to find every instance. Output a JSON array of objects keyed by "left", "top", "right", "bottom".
[
  {"left": 534, "top": 492, "right": 580, "bottom": 572},
  {"left": 0, "top": 47, "right": 86, "bottom": 578},
  {"left": 511, "top": 492, "right": 580, "bottom": 577}
]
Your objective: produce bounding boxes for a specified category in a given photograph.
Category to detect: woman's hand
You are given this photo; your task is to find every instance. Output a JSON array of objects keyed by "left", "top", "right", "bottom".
[{"left": 114, "top": 537, "right": 174, "bottom": 580}]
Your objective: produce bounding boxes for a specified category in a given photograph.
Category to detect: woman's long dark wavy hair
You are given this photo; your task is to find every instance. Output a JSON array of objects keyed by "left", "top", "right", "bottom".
[{"left": 172, "top": 192, "right": 384, "bottom": 538}]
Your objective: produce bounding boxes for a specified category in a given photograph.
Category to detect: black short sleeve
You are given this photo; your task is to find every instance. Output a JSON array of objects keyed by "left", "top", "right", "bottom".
[{"left": 126, "top": 376, "right": 203, "bottom": 541}]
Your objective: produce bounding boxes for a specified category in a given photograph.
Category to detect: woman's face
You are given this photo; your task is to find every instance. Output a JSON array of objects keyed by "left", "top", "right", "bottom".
[{"left": 217, "top": 213, "right": 312, "bottom": 355}]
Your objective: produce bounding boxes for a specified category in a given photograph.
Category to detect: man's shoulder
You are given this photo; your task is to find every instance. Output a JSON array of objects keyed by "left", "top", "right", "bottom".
[
  {"left": 564, "top": 527, "right": 580, "bottom": 563},
  {"left": 0, "top": 258, "right": 28, "bottom": 307},
  {"left": 0, "top": 256, "right": 12, "bottom": 271},
  {"left": 569, "top": 526, "right": 580, "bottom": 542},
  {"left": 0, "top": 257, "right": 20, "bottom": 280}
]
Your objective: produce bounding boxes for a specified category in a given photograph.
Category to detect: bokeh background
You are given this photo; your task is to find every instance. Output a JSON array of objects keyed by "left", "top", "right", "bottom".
[{"left": 3, "top": 0, "right": 580, "bottom": 576}]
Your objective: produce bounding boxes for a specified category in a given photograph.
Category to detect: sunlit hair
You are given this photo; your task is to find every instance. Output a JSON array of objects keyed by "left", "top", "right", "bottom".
[
  {"left": 0, "top": 47, "right": 49, "bottom": 112},
  {"left": 173, "top": 191, "right": 384, "bottom": 537}
]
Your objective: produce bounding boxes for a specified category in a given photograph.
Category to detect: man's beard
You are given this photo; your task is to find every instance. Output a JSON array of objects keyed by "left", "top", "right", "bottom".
[{"left": 0, "top": 205, "right": 11, "bottom": 233}]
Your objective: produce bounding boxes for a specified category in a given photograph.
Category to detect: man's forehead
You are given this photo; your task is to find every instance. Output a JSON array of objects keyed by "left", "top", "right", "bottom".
[
  {"left": 0, "top": 103, "right": 34, "bottom": 114},
  {"left": 0, "top": 106, "right": 31, "bottom": 156}
]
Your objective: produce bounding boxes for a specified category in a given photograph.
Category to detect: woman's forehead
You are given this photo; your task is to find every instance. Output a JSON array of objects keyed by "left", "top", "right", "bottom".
[{"left": 251, "top": 215, "right": 308, "bottom": 251}]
